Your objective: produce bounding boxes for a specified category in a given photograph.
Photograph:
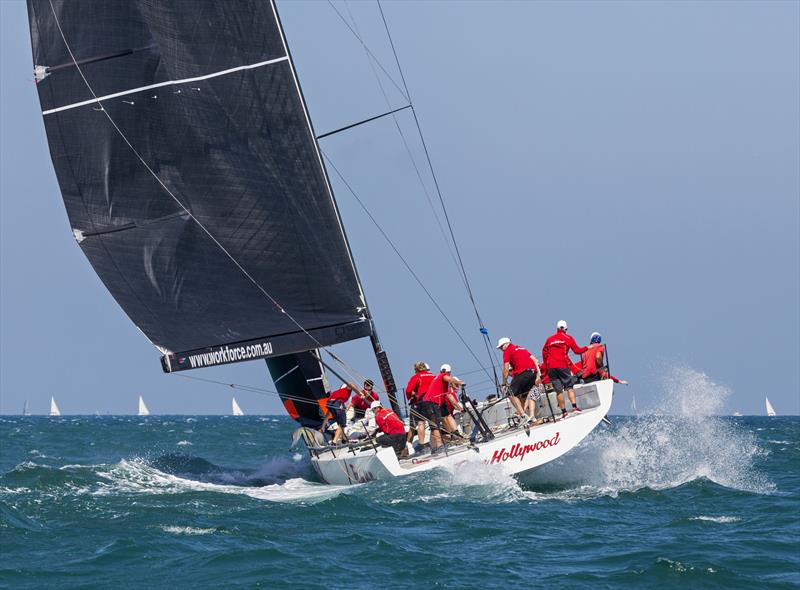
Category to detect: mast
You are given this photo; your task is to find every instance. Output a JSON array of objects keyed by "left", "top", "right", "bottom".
[{"left": 270, "top": 1, "right": 400, "bottom": 415}]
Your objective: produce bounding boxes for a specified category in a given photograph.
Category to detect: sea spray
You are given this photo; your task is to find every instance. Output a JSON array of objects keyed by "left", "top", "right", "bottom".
[{"left": 524, "top": 366, "right": 772, "bottom": 494}]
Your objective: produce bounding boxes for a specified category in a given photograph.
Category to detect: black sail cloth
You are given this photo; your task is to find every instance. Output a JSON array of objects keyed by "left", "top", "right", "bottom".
[{"left": 27, "top": 0, "right": 370, "bottom": 369}]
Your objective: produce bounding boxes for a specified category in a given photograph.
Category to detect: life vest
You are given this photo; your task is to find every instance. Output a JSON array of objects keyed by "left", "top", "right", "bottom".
[{"left": 581, "top": 344, "right": 605, "bottom": 378}]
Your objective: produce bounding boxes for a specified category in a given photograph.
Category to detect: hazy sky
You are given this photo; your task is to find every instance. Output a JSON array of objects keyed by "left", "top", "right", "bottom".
[{"left": 1, "top": 0, "right": 798, "bottom": 415}]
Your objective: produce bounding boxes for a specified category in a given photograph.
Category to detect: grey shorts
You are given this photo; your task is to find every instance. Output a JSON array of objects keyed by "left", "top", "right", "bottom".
[{"left": 547, "top": 368, "right": 573, "bottom": 394}]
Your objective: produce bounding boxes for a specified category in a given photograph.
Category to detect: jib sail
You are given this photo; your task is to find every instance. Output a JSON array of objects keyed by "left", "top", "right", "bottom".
[
  {"left": 266, "top": 352, "right": 330, "bottom": 429},
  {"left": 27, "top": 0, "right": 371, "bottom": 371}
]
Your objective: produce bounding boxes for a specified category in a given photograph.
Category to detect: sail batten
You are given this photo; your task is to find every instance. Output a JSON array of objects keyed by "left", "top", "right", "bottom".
[{"left": 28, "top": 0, "right": 372, "bottom": 368}]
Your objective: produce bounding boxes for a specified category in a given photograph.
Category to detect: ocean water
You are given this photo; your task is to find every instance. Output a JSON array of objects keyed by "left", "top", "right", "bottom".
[{"left": 1, "top": 375, "right": 798, "bottom": 588}]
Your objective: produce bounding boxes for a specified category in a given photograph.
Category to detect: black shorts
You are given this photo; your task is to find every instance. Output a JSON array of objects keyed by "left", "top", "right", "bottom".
[
  {"left": 440, "top": 403, "right": 452, "bottom": 418},
  {"left": 409, "top": 402, "right": 422, "bottom": 427},
  {"left": 377, "top": 432, "right": 407, "bottom": 456},
  {"left": 417, "top": 401, "right": 442, "bottom": 429},
  {"left": 583, "top": 373, "right": 601, "bottom": 384},
  {"left": 510, "top": 369, "right": 536, "bottom": 398},
  {"left": 547, "top": 368, "right": 573, "bottom": 393},
  {"left": 328, "top": 399, "right": 347, "bottom": 427}
]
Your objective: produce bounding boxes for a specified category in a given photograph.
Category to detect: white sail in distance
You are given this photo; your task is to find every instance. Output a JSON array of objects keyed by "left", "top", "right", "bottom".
[
  {"left": 765, "top": 397, "right": 776, "bottom": 417},
  {"left": 232, "top": 397, "right": 244, "bottom": 416},
  {"left": 138, "top": 396, "right": 150, "bottom": 416},
  {"left": 49, "top": 397, "right": 61, "bottom": 417}
]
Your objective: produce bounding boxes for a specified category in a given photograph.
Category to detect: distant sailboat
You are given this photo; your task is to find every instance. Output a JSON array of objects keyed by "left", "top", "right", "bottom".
[
  {"left": 630, "top": 395, "right": 638, "bottom": 415},
  {"left": 232, "top": 397, "right": 244, "bottom": 416},
  {"left": 138, "top": 396, "right": 150, "bottom": 416},
  {"left": 765, "top": 397, "right": 776, "bottom": 417},
  {"left": 49, "top": 397, "right": 61, "bottom": 417},
  {"left": 22, "top": 400, "right": 30, "bottom": 416},
  {"left": 733, "top": 411, "right": 742, "bottom": 417}
]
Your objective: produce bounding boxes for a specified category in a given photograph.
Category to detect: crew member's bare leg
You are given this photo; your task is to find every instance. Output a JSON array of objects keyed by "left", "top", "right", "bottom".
[
  {"left": 509, "top": 394, "right": 526, "bottom": 418},
  {"left": 567, "top": 388, "right": 577, "bottom": 408}
]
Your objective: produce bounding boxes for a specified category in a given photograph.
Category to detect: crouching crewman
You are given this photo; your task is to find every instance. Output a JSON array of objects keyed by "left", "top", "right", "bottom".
[{"left": 371, "top": 401, "right": 408, "bottom": 458}]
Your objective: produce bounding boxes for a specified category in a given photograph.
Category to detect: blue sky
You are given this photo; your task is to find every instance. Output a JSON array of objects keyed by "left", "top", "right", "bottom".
[{"left": 1, "top": 0, "right": 798, "bottom": 415}]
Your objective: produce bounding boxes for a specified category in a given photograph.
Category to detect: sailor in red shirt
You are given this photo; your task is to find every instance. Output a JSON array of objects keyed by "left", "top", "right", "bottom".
[
  {"left": 325, "top": 382, "right": 358, "bottom": 445},
  {"left": 349, "top": 379, "right": 378, "bottom": 420},
  {"left": 542, "top": 320, "right": 588, "bottom": 418},
  {"left": 581, "top": 333, "right": 628, "bottom": 385},
  {"left": 419, "top": 364, "right": 464, "bottom": 455},
  {"left": 496, "top": 337, "right": 541, "bottom": 425},
  {"left": 405, "top": 361, "right": 434, "bottom": 447},
  {"left": 370, "top": 400, "right": 408, "bottom": 457},
  {"left": 441, "top": 381, "right": 464, "bottom": 437}
]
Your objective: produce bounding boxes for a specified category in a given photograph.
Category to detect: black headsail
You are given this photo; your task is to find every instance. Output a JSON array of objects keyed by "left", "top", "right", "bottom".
[{"left": 28, "top": 0, "right": 400, "bottom": 416}]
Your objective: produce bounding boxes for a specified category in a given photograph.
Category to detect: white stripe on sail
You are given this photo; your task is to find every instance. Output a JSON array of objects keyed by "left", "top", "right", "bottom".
[{"left": 42, "top": 56, "right": 289, "bottom": 116}]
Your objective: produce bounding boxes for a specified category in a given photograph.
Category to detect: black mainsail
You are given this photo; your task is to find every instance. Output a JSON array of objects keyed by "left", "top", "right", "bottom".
[{"left": 28, "top": 0, "right": 400, "bottom": 416}]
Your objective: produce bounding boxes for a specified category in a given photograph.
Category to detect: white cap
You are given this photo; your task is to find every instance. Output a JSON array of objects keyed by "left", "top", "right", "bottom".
[
  {"left": 369, "top": 400, "right": 381, "bottom": 410},
  {"left": 557, "top": 320, "right": 568, "bottom": 330},
  {"left": 590, "top": 331, "right": 601, "bottom": 339},
  {"left": 440, "top": 363, "right": 452, "bottom": 373},
  {"left": 496, "top": 337, "right": 511, "bottom": 349}
]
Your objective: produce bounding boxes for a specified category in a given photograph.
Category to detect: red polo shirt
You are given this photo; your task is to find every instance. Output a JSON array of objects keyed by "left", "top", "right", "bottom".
[
  {"left": 542, "top": 330, "right": 588, "bottom": 369},
  {"left": 502, "top": 343, "right": 536, "bottom": 375},
  {"left": 405, "top": 371, "right": 435, "bottom": 404},
  {"left": 423, "top": 373, "right": 449, "bottom": 405},
  {"left": 375, "top": 408, "right": 406, "bottom": 435},
  {"left": 328, "top": 386, "right": 350, "bottom": 403}
]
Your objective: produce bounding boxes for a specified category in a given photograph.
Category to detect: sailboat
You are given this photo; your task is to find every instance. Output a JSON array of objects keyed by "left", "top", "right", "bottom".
[
  {"left": 232, "top": 398, "right": 245, "bottom": 416},
  {"left": 25, "top": 1, "right": 614, "bottom": 484},
  {"left": 765, "top": 397, "right": 776, "bottom": 417},
  {"left": 137, "top": 396, "right": 150, "bottom": 417},
  {"left": 49, "top": 396, "right": 61, "bottom": 417},
  {"left": 22, "top": 401, "right": 31, "bottom": 416}
]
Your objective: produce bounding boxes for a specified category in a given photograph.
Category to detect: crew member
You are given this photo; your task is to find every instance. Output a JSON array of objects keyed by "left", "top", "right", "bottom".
[
  {"left": 419, "top": 364, "right": 464, "bottom": 455},
  {"left": 441, "top": 381, "right": 464, "bottom": 438},
  {"left": 581, "top": 333, "right": 628, "bottom": 385},
  {"left": 496, "top": 337, "right": 542, "bottom": 424},
  {"left": 350, "top": 379, "right": 378, "bottom": 420},
  {"left": 371, "top": 400, "right": 408, "bottom": 458},
  {"left": 326, "top": 383, "right": 356, "bottom": 445},
  {"left": 405, "top": 362, "right": 435, "bottom": 448},
  {"left": 542, "top": 320, "right": 588, "bottom": 418}
]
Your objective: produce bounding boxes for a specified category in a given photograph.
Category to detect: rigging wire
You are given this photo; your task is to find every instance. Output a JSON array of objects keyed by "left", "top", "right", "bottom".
[
  {"left": 44, "top": 0, "right": 379, "bottom": 397},
  {"left": 322, "top": 151, "right": 493, "bottom": 381},
  {"left": 337, "top": 0, "right": 468, "bottom": 291},
  {"left": 326, "top": 0, "right": 409, "bottom": 104},
  {"left": 376, "top": 0, "right": 501, "bottom": 388}
]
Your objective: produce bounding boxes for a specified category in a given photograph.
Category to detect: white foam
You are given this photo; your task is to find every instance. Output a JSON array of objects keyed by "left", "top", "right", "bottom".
[
  {"left": 95, "top": 458, "right": 348, "bottom": 504},
  {"left": 160, "top": 525, "right": 215, "bottom": 535},
  {"left": 176, "top": 440, "right": 192, "bottom": 446},
  {"left": 524, "top": 366, "right": 773, "bottom": 496},
  {"left": 690, "top": 515, "right": 741, "bottom": 524}
]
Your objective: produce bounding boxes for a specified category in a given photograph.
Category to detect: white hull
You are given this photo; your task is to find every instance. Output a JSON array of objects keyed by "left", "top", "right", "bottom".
[{"left": 311, "top": 380, "right": 614, "bottom": 485}]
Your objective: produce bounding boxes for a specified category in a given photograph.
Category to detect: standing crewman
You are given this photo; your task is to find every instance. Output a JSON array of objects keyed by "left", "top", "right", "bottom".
[
  {"left": 370, "top": 400, "right": 408, "bottom": 458},
  {"left": 496, "top": 337, "right": 541, "bottom": 424},
  {"left": 542, "top": 320, "right": 588, "bottom": 418},
  {"left": 405, "top": 362, "right": 435, "bottom": 449},
  {"left": 419, "top": 364, "right": 464, "bottom": 455}
]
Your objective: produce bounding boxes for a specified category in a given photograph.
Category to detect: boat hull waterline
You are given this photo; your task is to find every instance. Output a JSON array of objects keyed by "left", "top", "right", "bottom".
[{"left": 311, "top": 380, "right": 614, "bottom": 485}]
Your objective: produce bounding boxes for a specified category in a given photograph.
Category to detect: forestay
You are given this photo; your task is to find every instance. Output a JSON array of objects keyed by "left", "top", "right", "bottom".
[{"left": 27, "top": 0, "right": 370, "bottom": 371}]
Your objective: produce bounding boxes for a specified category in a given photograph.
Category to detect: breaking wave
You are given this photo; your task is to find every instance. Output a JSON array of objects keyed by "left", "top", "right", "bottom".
[{"left": 520, "top": 366, "right": 773, "bottom": 497}]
